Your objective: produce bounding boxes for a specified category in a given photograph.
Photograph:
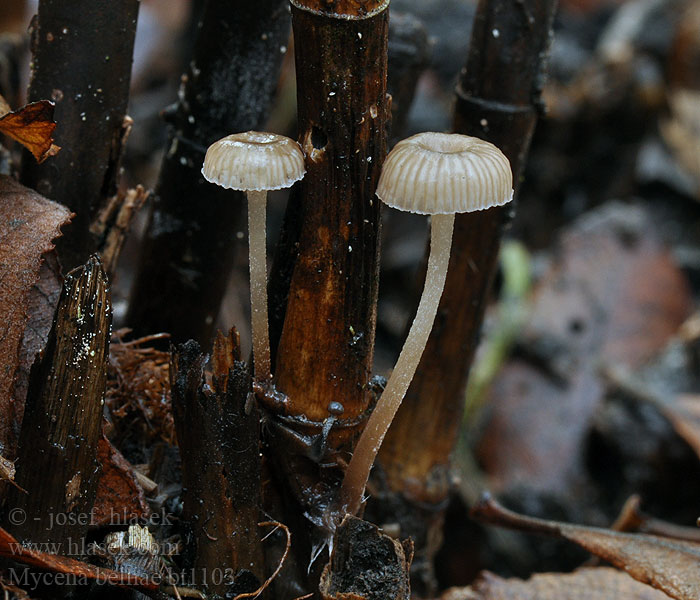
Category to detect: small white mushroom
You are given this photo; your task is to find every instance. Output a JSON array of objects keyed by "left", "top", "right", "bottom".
[
  {"left": 340, "top": 132, "right": 513, "bottom": 516},
  {"left": 202, "top": 131, "right": 305, "bottom": 381}
]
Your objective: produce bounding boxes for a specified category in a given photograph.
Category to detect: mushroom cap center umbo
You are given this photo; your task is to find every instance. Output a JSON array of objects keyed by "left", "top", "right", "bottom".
[
  {"left": 376, "top": 132, "right": 513, "bottom": 215},
  {"left": 222, "top": 131, "right": 287, "bottom": 146},
  {"left": 411, "top": 131, "right": 484, "bottom": 154},
  {"left": 202, "top": 131, "right": 306, "bottom": 192}
]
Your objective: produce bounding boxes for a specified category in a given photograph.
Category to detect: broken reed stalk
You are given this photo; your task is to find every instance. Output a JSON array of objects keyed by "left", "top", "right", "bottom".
[
  {"left": 266, "top": 14, "right": 428, "bottom": 364},
  {"left": 373, "top": 0, "right": 557, "bottom": 591},
  {"left": 170, "top": 332, "right": 264, "bottom": 597},
  {"left": 258, "top": 5, "right": 388, "bottom": 590},
  {"left": 269, "top": 0, "right": 388, "bottom": 456},
  {"left": 127, "top": 0, "right": 291, "bottom": 346},
  {"left": 20, "top": 0, "right": 139, "bottom": 271},
  {"left": 4, "top": 256, "right": 111, "bottom": 546},
  {"left": 170, "top": 330, "right": 265, "bottom": 597}
]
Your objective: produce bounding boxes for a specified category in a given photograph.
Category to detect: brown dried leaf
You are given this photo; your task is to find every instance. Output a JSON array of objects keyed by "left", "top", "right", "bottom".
[
  {"left": 525, "top": 204, "right": 690, "bottom": 372},
  {"left": 0, "top": 176, "right": 71, "bottom": 454},
  {"left": 477, "top": 363, "right": 603, "bottom": 493},
  {"left": 10, "top": 251, "right": 63, "bottom": 446},
  {"left": 0, "top": 99, "right": 60, "bottom": 163},
  {"left": 91, "top": 435, "right": 150, "bottom": 528},
  {"left": 477, "top": 204, "right": 691, "bottom": 493},
  {"left": 443, "top": 567, "right": 671, "bottom": 600},
  {"left": 471, "top": 495, "right": 700, "bottom": 600}
]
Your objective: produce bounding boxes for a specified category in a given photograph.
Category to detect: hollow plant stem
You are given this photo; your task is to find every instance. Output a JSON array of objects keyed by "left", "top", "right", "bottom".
[
  {"left": 340, "top": 212, "right": 456, "bottom": 516},
  {"left": 271, "top": 0, "right": 387, "bottom": 432},
  {"left": 247, "top": 190, "right": 271, "bottom": 381},
  {"left": 170, "top": 334, "right": 264, "bottom": 595}
]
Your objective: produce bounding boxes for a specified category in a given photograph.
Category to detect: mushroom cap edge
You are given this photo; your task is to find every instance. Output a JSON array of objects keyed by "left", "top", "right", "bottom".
[{"left": 376, "top": 132, "right": 513, "bottom": 215}]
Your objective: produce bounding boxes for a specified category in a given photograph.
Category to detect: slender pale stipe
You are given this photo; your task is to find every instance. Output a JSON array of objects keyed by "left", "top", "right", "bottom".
[
  {"left": 247, "top": 190, "right": 271, "bottom": 380},
  {"left": 337, "top": 131, "right": 513, "bottom": 521},
  {"left": 340, "top": 212, "right": 455, "bottom": 515}
]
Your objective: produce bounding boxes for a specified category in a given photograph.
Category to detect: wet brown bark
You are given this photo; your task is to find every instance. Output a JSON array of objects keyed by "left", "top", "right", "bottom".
[
  {"left": 260, "top": 2, "right": 389, "bottom": 591},
  {"left": 20, "top": 0, "right": 139, "bottom": 271},
  {"left": 4, "top": 256, "right": 111, "bottom": 546},
  {"left": 170, "top": 332, "right": 264, "bottom": 597},
  {"left": 374, "top": 0, "right": 557, "bottom": 594},
  {"left": 266, "top": 10, "right": 427, "bottom": 365},
  {"left": 271, "top": 0, "right": 389, "bottom": 448},
  {"left": 127, "top": 0, "right": 291, "bottom": 346}
]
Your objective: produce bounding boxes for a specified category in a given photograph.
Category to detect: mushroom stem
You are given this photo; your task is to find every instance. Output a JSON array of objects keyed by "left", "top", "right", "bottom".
[
  {"left": 340, "top": 212, "right": 456, "bottom": 516},
  {"left": 247, "top": 189, "right": 271, "bottom": 381}
]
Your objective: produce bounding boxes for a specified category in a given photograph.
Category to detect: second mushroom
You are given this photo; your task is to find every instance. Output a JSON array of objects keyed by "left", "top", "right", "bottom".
[{"left": 339, "top": 132, "right": 513, "bottom": 517}]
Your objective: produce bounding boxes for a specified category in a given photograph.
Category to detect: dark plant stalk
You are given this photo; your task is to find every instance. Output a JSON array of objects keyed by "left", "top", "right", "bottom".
[
  {"left": 266, "top": 14, "right": 427, "bottom": 369},
  {"left": 4, "top": 256, "right": 111, "bottom": 546},
  {"left": 259, "top": 2, "right": 389, "bottom": 591},
  {"left": 127, "top": 0, "right": 291, "bottom": 346},
  {"left": 171, "top": 332, "right": 264, "bottom": 597},
  {"left": 20, "top": 0, "right": 139, "bottom": 271},
  {"left": 266, "top": 13, "right": 428, "bottom": 368},
  {"left": 372, "top": 0, "right": 557, "bottom": 593},
  {"left": 269, "top": 0, "right": 388, "bottom": 452}
]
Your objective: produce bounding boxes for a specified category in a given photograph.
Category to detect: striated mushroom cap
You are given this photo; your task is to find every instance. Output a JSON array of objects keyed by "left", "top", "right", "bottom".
[
  {"left": 376, "top": 132, "right": 513, "bottom": 215},
  {"left": 202, "top": 131, "right": 306, "bottom": 192}
]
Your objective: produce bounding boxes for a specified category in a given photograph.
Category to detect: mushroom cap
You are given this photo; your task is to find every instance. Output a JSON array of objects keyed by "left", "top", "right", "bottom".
[
  {"left": 376, "top": 132, "right": 513, "bottom": 215},
  {"left": 202, "top": 131, "right": 306, "bottom": 191}
]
